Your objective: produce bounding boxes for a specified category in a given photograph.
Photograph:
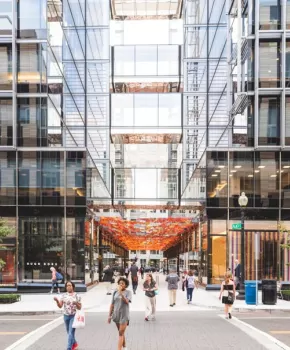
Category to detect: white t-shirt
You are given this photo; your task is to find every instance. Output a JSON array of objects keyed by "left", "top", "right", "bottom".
[{"left": 186, "top": 276, "right": 197, "bottom": 288}]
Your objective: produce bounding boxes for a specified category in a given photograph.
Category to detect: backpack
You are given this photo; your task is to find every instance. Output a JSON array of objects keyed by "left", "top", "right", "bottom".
[{"left": 56, "top": 271, "right": 63, "bottom": 280}]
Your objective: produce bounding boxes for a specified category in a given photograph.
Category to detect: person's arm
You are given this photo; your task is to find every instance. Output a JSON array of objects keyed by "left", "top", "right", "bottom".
[
  {"left": 108, "top": 303, "right": 114, "bottom": 324},
  {"left": 233, "top": 282, "right": 236, "bottom": 298},
  {"left": 73, "top": 295, "right": 82, "bottom": 310},
  {"left": 53, "top": 296, "right": 64, "bottom": 308},
  {"left": 143, "top": 283, "right": 148, "bottom": 291},
  {"left": 219, "top": 283, "right": 224, "bottom": 300}
]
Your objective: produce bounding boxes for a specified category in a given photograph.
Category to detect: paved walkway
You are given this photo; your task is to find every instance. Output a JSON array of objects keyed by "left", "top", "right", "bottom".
[{"left": 1, "top": 274, "right": 290, "bottom": 314}]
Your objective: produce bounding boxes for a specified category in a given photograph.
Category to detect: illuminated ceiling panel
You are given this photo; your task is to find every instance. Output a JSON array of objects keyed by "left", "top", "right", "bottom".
[
  {"left": 111, "top": 0, "right": 182, "bottom": 19},
  {"left": 111, "top": 133, "right": 182, "bottom": 144}
]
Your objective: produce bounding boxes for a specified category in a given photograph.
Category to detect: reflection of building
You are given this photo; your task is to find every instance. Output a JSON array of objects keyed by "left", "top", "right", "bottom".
[{"left": 129, "top": 250, "right": 163, "bottom": 269}]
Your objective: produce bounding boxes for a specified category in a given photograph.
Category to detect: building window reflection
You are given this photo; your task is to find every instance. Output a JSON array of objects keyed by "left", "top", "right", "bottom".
[
  {"left": 258, "top": 96, "right": 280, "bottom": 146},
  {"left": 259, "top": 0, "right": 281, "bottom": 30},
  {"left": 259, "top": 41, "right": 281, "bottom": 88}
]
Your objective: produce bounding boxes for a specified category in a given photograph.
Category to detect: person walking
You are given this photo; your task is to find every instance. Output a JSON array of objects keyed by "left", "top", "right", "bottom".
[
  {"left": 185, "top": 270, "right": 198, "bottom": 304},
  {"left": 140, "top": 265, "right": 145, "bottom": 279},
  {"left": 124, "top": 266, "right": 129, "bottom": 279},
  {"left": 108, "top": 277, "right": 132, "bottom": 350},
  {"left": 219, "top": 272, "right": 235, "bottom": 319},
  {"left": 103, "top": 265, "right": 114, "bottom": 295},
  {"left": 129, "top": 262, "right": 139, "bottom": 294},
  {"left": 234, "top": 259, "right": 241, "bottom": 290},
  {"left": 165, "top": 269, "right": 180, "bottom": 307},
  {"left": 54, "top": 281, "right": 82, "bottom": 350},
  {"left": 50, "top": 266, "right": 60, "bottom": 294},
  {"left": 143, "top": 273, "right": 158, "bottom": 321}
]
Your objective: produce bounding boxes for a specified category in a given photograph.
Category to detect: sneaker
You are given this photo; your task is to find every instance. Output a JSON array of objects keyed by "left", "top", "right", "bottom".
[
  {"left": 229, "top": 313, "right": 232, "bottom": 319},
  {"left": 145, "top": 317, "right": 149, "bottom": 321},
  {"left": 187, "top": 299, "right": 190, "bottom": 304},
  {"left": 72, "top": 343, "right": 78, "bottom": 350},
  {"left": 151, "top": 316, "right": 156, "bottom": 321},
  {"left": 173, "top": 303, "right": 176, "bottom": 306}
]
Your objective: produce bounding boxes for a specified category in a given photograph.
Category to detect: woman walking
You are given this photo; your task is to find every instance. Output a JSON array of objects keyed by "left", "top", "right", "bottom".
[
  {"left": 50, "top": 266, "right": 60, "bottom": 294},
  {"left": 54, "top": 281, "right": 82, "bottom": 350},
  {"left": 108, "top": 277, "right": 132, "bottom": 350},
  {"left": 185, "top": 270, "right": 198, "bottom": 304},
  {"left": 219, "top": 272, "right": 235, "bottom": 319},
  {"left": 143, "top": 273, "right": 158, "bottom": 321}
]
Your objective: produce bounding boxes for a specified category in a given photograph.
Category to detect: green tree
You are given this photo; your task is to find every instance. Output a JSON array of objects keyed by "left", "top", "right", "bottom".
[{"left": 0, "top": 218, "right": 15, "bottom": 270}]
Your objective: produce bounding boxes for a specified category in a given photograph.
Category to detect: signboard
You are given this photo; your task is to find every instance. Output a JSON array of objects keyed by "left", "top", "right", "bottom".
[
  {"left": 232, "top": 223, "right": 242, "bottom": 230},
  {"left": 100, "top": 245, "right": 110, "bottom": 250}
]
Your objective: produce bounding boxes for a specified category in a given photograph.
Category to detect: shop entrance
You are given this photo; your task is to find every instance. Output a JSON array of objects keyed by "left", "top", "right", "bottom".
[{"left": 0, "top": 238, "right": 16, "bottom": 286}]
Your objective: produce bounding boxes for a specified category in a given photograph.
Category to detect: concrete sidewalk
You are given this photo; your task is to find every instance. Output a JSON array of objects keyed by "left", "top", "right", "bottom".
[{"left": 1, "top": 274, "right": 290, "bottom": 314}]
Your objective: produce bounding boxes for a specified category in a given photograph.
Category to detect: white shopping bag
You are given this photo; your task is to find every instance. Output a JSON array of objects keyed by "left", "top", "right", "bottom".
[{"left": 72, "top": 309, "right": 85, "bottom": 329}]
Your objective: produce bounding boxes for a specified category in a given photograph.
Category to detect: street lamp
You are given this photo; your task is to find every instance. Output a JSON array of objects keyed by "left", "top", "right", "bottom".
[{"left": 237, "top": 192, "right": 248, "bottom": 300}]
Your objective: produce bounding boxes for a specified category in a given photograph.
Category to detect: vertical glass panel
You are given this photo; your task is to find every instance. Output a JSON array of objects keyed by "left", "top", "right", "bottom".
[
  {"left": 259, "top": 41, "right": 281, "bottom": 88},
  {"left": 247, "top": 40, "right": 255, "bottom": 91},
  {"left": 87, "top": 0, "right": 109, "bottom": 26},
  {"left": 0, "top": 98, "right": 13, "bottom": 146},
  {"left": 111, "top": 94, "right": 133, "bottom": 127},
  {"left": 209, "top": 235, "right": 226, "bottom": 284},
  {"left": 229, "top": 152, "right": 254, "bottom": 207},
  {"left": 114, "top": 46, "right": 135, "bottom": 76},
  {"left": 86, "top": 29, "right": 109, "bottom": 60},
  {"left": 254, "top": 151, "right": 279, "bottom": 207},
  {"left": 185, "top": 27, "right": 207, "bottom": 59},
  {"left": 286, "top": 40, "right": 290, "bottom": 88},
  {"left": 206, "top": 151, "right": 228, "bottom": 207},
  {"left": 0, "top": 0, "right": 12, "bottom": 35},
  {"left": 287, "top": 0, "right": 290, "bottom": 29},
  {"left": 286, "top": 97, "right": 290, "bottom": 145},
  {"left": 18, "top": 217, "right": 64, "bottom": 282},
  {"left": 0, "top": 151, "right": 16, "bottom": 205},
  {"left": 17, "top": 43, "right": 47, "bottom": 93},
  {"left": 159, "top": 94, "right": 181, "bottom": 126},
  {"left": 157, "top": 46, "right": 178, "bottom": 75},
  {"left": 0, "top": 43, "right": 12, "bottom": 90},
  {"left": 66, "top": 151, "right": 86, "bottom": 205},
  {"left": 259, "top": 0, "right": 281, "bottom": 30},
  {"left": 135, "top": 46, "right": 157, "bottom": 76},
  {"left": 281, "top": 152, "right": 290, "bottom": 208},
  {"left": 258, "top": 96, "right": 280, "bottom": 146},
  {"left": 134, "top": 94, "right": 158, "bottom": 127},
  {"left": 18, "top": 151, "right": 40, "bottom": 205},
  {"left": 18, "top": 0, "right": 47, "bottom": 39},
  {"left": 17, "top": 98, "right": 48, "bottom": 147},
  {"left": 63, "top": 0, "right": 84, "bottom": 27}
]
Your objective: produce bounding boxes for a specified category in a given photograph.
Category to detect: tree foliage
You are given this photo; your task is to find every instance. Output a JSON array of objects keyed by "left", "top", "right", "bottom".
[{"left": 0, "top": 218, "right": 16, "bottom": 270}]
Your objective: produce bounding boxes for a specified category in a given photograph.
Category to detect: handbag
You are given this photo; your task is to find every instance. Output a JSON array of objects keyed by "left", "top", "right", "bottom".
[
  {"left": 227, "top": 293, "right": 234, "bottom": 304},
  {"left": 154, "top": 290, "right": 159, "bottom": 296},
  {"left": 72, "top": 309, "right": 85, "bottom": 329}
]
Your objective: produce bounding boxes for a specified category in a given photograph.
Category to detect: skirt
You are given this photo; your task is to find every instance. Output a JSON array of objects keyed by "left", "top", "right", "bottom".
[{"left": 222, "top": 296, "right": 234, "bottom": 305}]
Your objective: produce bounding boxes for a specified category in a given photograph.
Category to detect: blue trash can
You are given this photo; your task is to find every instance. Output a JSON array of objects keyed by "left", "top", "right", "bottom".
[{"left": 245, "top": 281, "right": 257, "bottom": 305}]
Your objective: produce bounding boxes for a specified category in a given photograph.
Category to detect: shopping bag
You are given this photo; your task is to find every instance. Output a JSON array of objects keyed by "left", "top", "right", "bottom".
[{"left": 72, "top": 309, "right": 85, "bottom": 329}]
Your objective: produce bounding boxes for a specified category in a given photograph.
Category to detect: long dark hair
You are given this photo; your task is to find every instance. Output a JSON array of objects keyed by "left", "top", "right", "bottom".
[{"left": 146, "top": 273, "right": 155, "bottom": 284}]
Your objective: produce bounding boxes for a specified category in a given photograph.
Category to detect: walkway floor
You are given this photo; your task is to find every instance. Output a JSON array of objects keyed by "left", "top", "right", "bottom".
[{"left": 1, "top": 274, "right": 290, "bottom": 314}]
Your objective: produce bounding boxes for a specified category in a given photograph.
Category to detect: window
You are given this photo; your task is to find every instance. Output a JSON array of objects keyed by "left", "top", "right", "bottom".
[
  {"left": 259, "top": 41, "right": 281, "bottom": 88},
  {"left": 258, "top": 96, "right": 280, "bottom": 146},
  {"left": 259, "top": 0, "right": 281, "bottom": 30}
]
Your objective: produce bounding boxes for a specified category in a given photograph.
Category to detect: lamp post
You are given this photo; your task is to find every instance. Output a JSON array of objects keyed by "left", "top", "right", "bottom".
[{"left": 236, "top": 192, "right": 248, "bottom": 300}]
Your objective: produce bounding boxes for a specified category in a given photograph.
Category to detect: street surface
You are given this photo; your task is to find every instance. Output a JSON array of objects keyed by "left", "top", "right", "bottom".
[
  {"left": 0, "top": 315, "right": 58, "bottom": 350},
  {"left": 27, "top": 312, "right": 267, "bottom": 350}
]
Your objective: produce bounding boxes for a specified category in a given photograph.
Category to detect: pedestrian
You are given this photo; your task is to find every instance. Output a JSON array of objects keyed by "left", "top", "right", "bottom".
[
  {"left": 143, "top": 273, "right": 158, "bottom": 321},
  {"left": 124, "top": 266, "right": 129, "bottom": 279},
  {"left": 185, "top": 270, "right": 198, "bottom": 304},
  {"left": 103, "top": 265, "right": 114, "bottom": 295},
  {"left": 234, "top": 259, "right": 241, "bottom": 290},
  {"left": 165, "top": 269, "right": 180, "bottom": 307},
  {"left": 140, "top": 265, "right": 145, "bottom": 279},
  {"left": 108, "top": 277, "right": 131, "bottom": 350},
  {"left": 219, "top": 272, "right": 235, "bottom": 319},
  {"left": 50, "top": 266, "right": 60, "bottom": 294},
  {"left": 54, "top": 281, "right": 82, "bottom": 350},
  {"left": 129, "top": 262, "right": 139, "bottom": 294}
]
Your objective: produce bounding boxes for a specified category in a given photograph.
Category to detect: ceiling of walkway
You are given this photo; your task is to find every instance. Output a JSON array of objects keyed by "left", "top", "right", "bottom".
[{"left": 99, "top": 217, "right": 196, "bottom": 250}]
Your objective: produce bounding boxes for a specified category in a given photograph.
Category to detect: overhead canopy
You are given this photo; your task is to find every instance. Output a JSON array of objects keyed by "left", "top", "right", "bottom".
[{"left": 99, "top": 217, "right": 196, "bottom": 250}]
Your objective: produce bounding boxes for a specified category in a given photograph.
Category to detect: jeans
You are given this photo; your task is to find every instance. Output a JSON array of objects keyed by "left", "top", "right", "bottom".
[
  {"left": 187, "top": 288, "right": 194, "bottom": 301},
  {"left": 64, "top": 314, "right": 76, "bottom": 350},
  {"left": 52, "top": 279, "right": 59, "bottom": 290}
]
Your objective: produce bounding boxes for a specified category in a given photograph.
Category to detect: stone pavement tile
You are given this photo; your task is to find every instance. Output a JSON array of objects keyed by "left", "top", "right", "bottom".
[{"left": 27, "top": 312, "right": 266, "bottom": 350}]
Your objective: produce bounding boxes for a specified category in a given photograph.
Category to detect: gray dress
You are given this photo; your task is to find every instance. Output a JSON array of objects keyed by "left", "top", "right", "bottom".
[{"left": 111, "top": 290, "right": 132, "bottom": 324}]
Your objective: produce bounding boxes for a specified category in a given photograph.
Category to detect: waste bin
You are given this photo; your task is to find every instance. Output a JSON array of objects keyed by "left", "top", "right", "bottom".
[
  {"left": 262, "top": 280, "right": 277, "bottom": 305},
  {"left": 245, "top": 281, "right": 257, "bottom": 305}
]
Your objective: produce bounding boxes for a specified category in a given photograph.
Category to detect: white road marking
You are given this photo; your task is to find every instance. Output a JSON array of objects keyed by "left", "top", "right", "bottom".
[{"left": 218, "top": 314, "right": 290, "bottom": 350}]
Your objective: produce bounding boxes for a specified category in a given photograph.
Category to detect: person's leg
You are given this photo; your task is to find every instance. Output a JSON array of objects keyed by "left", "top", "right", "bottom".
[
  {"left": 173, "top": 289, "right": 177, "bottom": 305},
  {"left": 225, "top": 304, "right": 229, "bottom": 317},
  {"left": 106, "top": 282, "right": 112, "bottom": 294},
  {"left": 189, "top": 288, "right": 194, "bottom": 302},
  {"left": 50, "top": 280, "right": 56, "bottom": 293},
  {"left": 67, "top": 315, "right": 76, "bottom": 349},
  {"left": 64, "top": 315, "right": 70, "bottom": 335},
  {"left": 151, "top": 296, "right": 156, "bottom": 318},
  {"left": 145, "top": 296, "right": 151, "bottom": 319},
  {"left": 228, "top": 304, "right": 233, "bottom": 318},
  {"left": 56, "top": 281, "right": 60, "bottom": 294},
  {"left": 118, "top": 323, "right": 127, "bottom": 350},
  {"left": 186, "top": 288, "right": 190, "bottom": 301},
  {"left": 168, "top": 290, "right": 173, "bottom": 305}
]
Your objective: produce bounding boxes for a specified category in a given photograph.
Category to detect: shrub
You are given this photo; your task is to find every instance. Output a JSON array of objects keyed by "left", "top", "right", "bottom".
[{"left": 0, "top": 294, "right": 21, "bottom": 304}]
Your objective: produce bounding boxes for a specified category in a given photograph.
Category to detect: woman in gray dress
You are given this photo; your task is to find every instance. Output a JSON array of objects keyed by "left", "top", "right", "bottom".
[{"left": 108, "top": 277, "right": 132, "bottom": 350}]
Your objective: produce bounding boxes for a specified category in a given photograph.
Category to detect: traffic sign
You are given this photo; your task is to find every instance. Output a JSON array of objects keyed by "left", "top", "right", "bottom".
[{"left": 232, "top": 223, "right": 242, "bottom": 230}]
